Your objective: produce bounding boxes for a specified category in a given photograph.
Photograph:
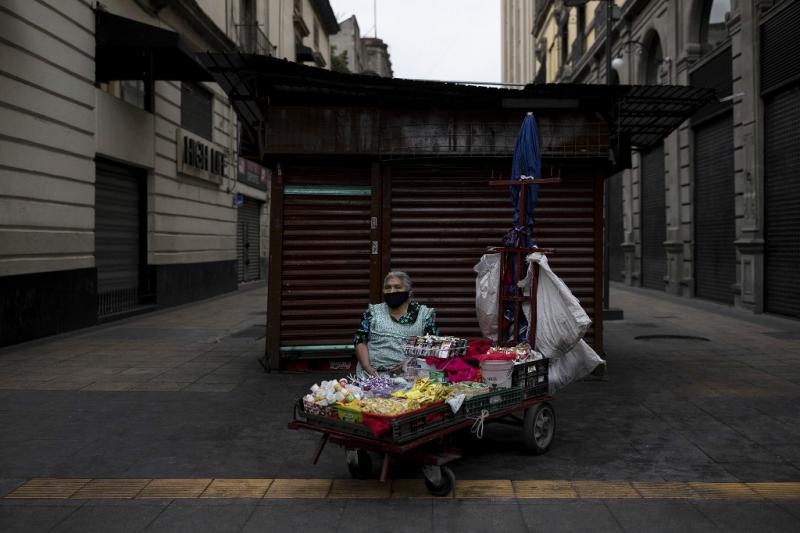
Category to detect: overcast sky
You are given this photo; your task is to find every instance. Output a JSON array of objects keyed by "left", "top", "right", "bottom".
[{"left": 329, "top": 0, "right": 501, "bottom": 83}]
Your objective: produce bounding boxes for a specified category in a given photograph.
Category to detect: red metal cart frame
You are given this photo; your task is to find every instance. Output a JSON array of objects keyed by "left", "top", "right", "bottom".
[{"left": 288, "top": 393, "right": 555, "bottom": 496}]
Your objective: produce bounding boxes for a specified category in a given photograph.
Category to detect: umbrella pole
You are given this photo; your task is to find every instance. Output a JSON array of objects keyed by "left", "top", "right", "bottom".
[{"left": 513, "top": 184, "right": 527, "bottom": 343}]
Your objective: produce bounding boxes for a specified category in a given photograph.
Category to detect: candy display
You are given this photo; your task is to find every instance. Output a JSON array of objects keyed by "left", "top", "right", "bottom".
[
  {"left": 345, "top": 397, "right": 418, "bottom": 416},
  {"left": 303, "top": 379, "right": 362, "bottom": 416},
  {"left": 301, "top": 339, "right": 546, "bottom": 429},
  {"left": 391, "top": 377, "right": 451, "bottom": 405},
  {"left": 403, "top": 335, "right": 468, "bottom": 359},
  {"left": 448, "top": 381, "right": 492, "bottom": 399},
  {"left": 348, "top": 374, "right": 410, "bottom": 398},
  {"left": 478, "top": 343, "right": 541, "bottom": 363}
]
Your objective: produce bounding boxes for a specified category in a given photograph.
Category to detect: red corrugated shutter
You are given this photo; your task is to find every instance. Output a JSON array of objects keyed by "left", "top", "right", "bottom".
[
  {"left": 388, "top": 163, "right": 598, "bottom": 348},
  {"left": 278, "top": 165, "right": 373, "bottom": 350}
]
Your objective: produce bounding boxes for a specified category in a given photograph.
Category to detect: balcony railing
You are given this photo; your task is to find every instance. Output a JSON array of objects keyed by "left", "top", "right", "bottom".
[{"left": 236, "top": 24, "right": 275, "bottom": 56}]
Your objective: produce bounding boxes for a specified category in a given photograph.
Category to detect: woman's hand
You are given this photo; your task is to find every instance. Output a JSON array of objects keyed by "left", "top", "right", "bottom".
[
  {"left": 388, "top": 360, "right": 406, "bottom": 375},
  {"left": 364, "top": 365, "right": 379, "bottom": 377}
]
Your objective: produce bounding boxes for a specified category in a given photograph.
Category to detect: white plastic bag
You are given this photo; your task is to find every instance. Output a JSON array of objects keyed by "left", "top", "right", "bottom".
[
  {"left": 520, "top": 252, "right": 591, "bottom": 358},
  {"left": 473, "top": 253, "right": 501, "bottom": 341},
  {"left": 548, "top": 340, "right": 605, "bottom": 393}
]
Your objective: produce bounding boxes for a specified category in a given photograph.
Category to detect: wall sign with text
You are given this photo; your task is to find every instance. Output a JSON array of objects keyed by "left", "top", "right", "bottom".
[
  {"left": 237, "top": 157, "right": 270, "bottom": 191},
  {"left": 176, "top": 128, "right": 226, "bottom": 185}
]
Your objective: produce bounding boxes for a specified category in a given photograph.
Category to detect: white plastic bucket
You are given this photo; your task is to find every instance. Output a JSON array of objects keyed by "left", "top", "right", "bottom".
[{"left": 480, "top": 360, "right": 514, "bottom": 389}]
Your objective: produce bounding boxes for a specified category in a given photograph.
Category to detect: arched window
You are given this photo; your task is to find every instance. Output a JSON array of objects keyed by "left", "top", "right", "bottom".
[
  {"left": 700, "top": 0, "right": 730, "bottom": 50},
  {"left": 645, "top": 37, "right": 663, "bottom": 85}
]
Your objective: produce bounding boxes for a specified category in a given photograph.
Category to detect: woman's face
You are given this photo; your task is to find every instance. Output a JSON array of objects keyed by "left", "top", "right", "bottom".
[{"left": 383, "top": 277, "right": 407, "bottom": 294}]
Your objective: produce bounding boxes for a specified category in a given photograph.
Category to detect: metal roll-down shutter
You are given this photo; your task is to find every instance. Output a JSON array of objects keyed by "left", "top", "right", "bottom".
[
  {"left": 389, "top": 163, "right": 599, "bottom": 347},
  {"left": 237, "top": 197, "right": 262, "bottom": 282},
  {"left": 95, "top": 159, "right": 144, "bottom": 317},
  {"left": 278, "top": 165, "right": 373, "bottom": 351},
  {"left": 763, "top": 87, "right": 800, "bottom": 318},
  {"left": 693, "top": 113, "right": 735, "bottom": 304}
]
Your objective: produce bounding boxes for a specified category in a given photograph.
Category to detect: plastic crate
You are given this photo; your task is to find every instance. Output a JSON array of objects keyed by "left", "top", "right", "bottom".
[
  {"left": 300, "top": 399, "right": 462, "bottom": 443},
  {"left": 388, "top": 402, "right": 462, "bottom": 443},
  {"left": 511, "top": 358, "right": 549, "bottom": 398},
  {"left": 298, "top": 401, "right": 376, "bottom": 439},
  {"left": 463, "top": 386, "right": 523, "bottom": 417}
]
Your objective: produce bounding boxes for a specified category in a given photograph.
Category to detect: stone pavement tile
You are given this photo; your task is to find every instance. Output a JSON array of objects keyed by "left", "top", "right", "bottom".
[
  {"left": 716, "top": 414, "right": 800, "bottom": 445},
  {"left": 0, "top": 504, "right": 82, "bottom": 533},
  {"left": 629, "top": 434, "right": 713, "bottom": 464},
  {"left": 182, "top": 383, "right": 238, "bottom": 393},
  {"left": 155, "top": 369, "right": 212, "bottom": 382},
  {"left": 143, "top": 501, "right": 257, "bottom": 533},
  {"left": 52, "top": 501, "right": 166, "bottom": 533},
  {"left": 0, "top": 380, "right": 52, "bottom": 390},
  {"left": 779, "top": 503, "right": 800, "bottom": 521},
  {"left": 695, "top": 501, "right": 800, "bottom": 533},
  {"left": 0, "top": 440, "right": 90, "bottom": 477},
  {"left": 337, "top": 500, "right": 432, "bottom": 532},
  {"left": 128, "top": 381, "right": 188, "bottom": 392},
  {"left": 36, "top": 380, "right": 100, "bottom": 391},
  {"left": 80, "top": 381, "right": 137, "bottom": 392},
  {"left": 0, "top": 479, "right": 25, "bottom": 497},
  {"left": 196, "top": 372, "right": 248, "bottom": 384},
  {"left": 719, "top": 461, "right": 800, "bottom": 482},
  {"left": 432, "top": 500, "right": 525, "bottom": 532},
  {"left": 652, "top": 462, "right": 738, "bottom": 483},
  {"left": 679, "top": 430, "right": 783, "bottom": 463},
  {"left": 242, "top": 500, "right": 346, "bottom": 532},
  {"left": 177, "top": 362, "right": 226, "bottom": 370},
  {"left": 117, "top": 368, "right": 169, "bottom": 379},
  {"left": 771, "top": 444, "right": 800, "bottom": 465},
  {"left": 520, "top": 501, "right": 623, "bottom": 532},
  {"left": 605, "top": 501, "right": 718, "bottom": 532}
]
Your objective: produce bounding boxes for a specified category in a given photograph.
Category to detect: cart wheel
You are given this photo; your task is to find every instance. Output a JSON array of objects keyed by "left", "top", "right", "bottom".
[
  {"left": 523, "top": 402, "right": 556, "bottom": 454},
  {"left": 423, "top": 465, "right": 455, "bottom": 497},
  {"left": 345, "top": 448, "right": 373, "bottom": 479}
]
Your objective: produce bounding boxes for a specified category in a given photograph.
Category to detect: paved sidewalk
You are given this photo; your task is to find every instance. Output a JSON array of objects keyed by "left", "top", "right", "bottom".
[
  {"left": 0, "top": 283, "right": 267, "bottom": 392},
  {"left": 1, "top": 281, "right": 800, "bottom": 532}
]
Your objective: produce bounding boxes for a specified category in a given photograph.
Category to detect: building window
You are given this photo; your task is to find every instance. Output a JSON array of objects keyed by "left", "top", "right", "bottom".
[
  {"left": 560, "top": 17, "right": 568, "bottom": 67},
  {"left": 645, "top": 38, "right": 664, "bottom": 85},
  {"left": 313, "top": 20, "right": 319, "bottom": 49},
  {"left": 181, "top": 82, "right": 213, "bottom": 140},
  {"left": 701, "top": 0, "right": 730, "bottom": 50},
  {"left": 576, "top": 5, "right": 586, "bottom": 55},
  {"left": 100, "top": 80, "right": 149, "bottom": 111}
]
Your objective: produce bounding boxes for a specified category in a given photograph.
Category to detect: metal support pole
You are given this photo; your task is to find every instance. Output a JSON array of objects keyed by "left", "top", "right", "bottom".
[{"left": 603, "top": 0, "right": 612, "bottom": 312}]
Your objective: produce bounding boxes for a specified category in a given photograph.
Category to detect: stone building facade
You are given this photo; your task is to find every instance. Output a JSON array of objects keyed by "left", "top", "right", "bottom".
[
  {"left": 329, "top": 15, "right": 366, "bottom": 73},
  {"left": 502, "top": 0, "right": 800, "bottom": 319},
  {"left": 0, "top": 0, "right": 339, "bottom": 347},
  {"left": 501, "top": 0, "right": 537, "bottom": 83},
  {"left": 361, "top": 37, "right": 394, "bottom": 77}
]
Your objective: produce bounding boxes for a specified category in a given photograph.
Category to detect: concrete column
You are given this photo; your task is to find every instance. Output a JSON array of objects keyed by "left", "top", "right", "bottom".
[{"left": 730, "top": 0, "right": 764, "bottom": 312}]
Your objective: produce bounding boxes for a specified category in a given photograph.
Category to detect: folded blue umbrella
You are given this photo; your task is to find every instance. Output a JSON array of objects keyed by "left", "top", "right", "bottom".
[
  {"left": 506, "top": 113, "right": 542, "bottom": 248},
  {"left": 502, "top": 113, "right": 542, "bottom": 343}
]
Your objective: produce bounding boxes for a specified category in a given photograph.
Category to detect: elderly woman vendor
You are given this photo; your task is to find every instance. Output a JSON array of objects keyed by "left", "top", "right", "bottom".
[{"left": 354, "top": 271, "right": 438, "bottom": 376}]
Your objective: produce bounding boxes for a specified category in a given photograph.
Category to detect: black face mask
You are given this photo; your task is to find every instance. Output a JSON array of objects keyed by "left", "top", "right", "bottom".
[{"left": 384, "top": 291, "right": 410, "bottom": 309}]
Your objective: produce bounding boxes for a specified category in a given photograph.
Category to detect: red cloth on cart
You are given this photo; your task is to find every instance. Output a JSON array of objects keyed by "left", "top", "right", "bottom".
[
  {"left": 465, "top": 339, "right": 493, "bottom": 358},
  {"left": 361, "top": 414, "right": 390, "bottom": 437},
  {"left": 424, "top": 356, "right": 479, "bottom": 383}
]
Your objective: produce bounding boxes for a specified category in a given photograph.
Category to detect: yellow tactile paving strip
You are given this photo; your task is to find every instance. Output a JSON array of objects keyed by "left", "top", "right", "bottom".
[
  {"left": 5, "top": 478, "right": 800, "bottom": 500},
  {"left": 201, "top": 479, "right": 273, "bottom": 499}
]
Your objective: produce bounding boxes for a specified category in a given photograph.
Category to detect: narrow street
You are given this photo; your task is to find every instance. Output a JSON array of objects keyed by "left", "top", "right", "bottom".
[{"left": 1, "top": 282, "right": 799, "bottom": 531}]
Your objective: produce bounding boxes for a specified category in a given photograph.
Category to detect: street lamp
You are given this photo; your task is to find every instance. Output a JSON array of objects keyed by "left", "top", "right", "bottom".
[{"left": 611, "top": 40, "right": 673, "bottom": 84}]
